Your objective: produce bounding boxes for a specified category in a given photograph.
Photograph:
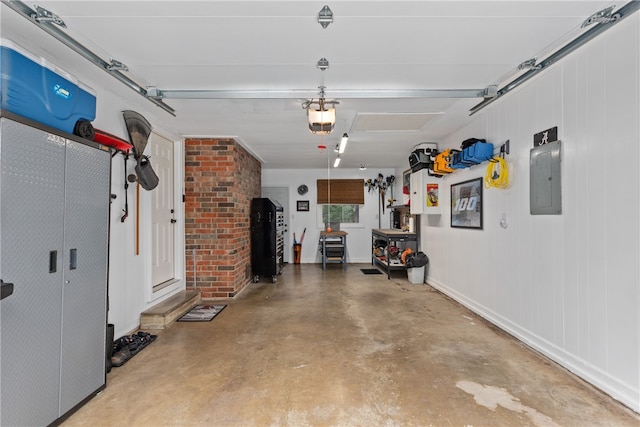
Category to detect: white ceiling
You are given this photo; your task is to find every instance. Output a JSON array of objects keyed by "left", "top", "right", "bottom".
[{"left": 0, "top": 1, "right": 627, "bottom": 169}]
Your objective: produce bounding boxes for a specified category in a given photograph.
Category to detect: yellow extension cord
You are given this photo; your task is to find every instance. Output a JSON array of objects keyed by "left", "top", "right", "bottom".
[{"left": 484, "top": 156, "right": 509, "bottom": 189}]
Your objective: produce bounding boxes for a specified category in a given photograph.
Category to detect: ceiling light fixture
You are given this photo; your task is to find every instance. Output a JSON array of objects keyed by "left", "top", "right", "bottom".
[
  {"left": 318, "top": 5, "right": 333, "bottom": 29},
  {"left": 303, "top": 86, "right": 339, "bottom": 135},
  {"left": 333, "top": 156, "right": 341, "bottom": 168},
  {"left": 338, "top": 133, "right": 348, "bottom": 154},
  {"left": 359, "top": 164, "right": 367, "bottom": 171},
  {"left": 308, "top": 106, "right": 335, "bottom": 134}
]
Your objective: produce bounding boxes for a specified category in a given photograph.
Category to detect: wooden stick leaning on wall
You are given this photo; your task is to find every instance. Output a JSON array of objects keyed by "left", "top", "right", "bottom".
[{"left": 136, "top": 182, "right": 140, "bottom": 255}]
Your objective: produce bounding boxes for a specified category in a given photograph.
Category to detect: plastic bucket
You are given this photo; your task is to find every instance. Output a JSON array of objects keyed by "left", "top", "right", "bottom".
[{"left": 407, "top": 266, "right": 425, "bottom": 284}]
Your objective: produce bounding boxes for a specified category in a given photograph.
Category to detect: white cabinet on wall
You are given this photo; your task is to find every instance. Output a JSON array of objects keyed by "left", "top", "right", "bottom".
[{"left": 410, "top": 169, "right": 442, "bottom": 215}]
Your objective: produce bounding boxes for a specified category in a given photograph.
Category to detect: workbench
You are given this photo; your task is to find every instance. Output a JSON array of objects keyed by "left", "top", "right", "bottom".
[
  {"left": 371, "top": 228, "right": 417, "bottom": 279},
  {"left": 319, "top": 230, "right": 348, "bottom": 270}
]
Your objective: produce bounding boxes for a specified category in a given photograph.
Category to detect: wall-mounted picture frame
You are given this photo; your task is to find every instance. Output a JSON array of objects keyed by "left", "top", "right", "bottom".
[
  {"left": 297, "top": 200, "right": 310, "bottom": 212},
  {"left": 402, "top": 169, "right": 411, "bottom": 206},
  {"left": 451, "top": 177, "right": 483, "bottom": 229}
]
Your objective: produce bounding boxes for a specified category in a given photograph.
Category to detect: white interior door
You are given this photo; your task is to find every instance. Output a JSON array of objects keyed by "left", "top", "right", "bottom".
[
  {"left": 150, "top": 132, "right": 175, "bottom": 290},
  {"left": 261, "top": 187, "right": 290, "bottom": 262}
]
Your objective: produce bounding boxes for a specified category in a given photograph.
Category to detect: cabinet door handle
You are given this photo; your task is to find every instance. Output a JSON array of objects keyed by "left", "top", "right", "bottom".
[
  {"left": 70, "top": 248, "right": 77, "bottom": 270},
  {"left": 1, "top": 279, "right": 14, "bottom": 300},
  {"left": 49, "top": 250, "right": 57, "bottom": 273}
]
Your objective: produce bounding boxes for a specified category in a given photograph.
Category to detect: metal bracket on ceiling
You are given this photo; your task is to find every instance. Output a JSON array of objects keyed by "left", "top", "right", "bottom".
[
  {"left": 318, "top": 5, "right": 333, "bottom": 29},
  {"left": 302, "top": 86, "right": 340, "bottom": 111},
  {"left": 146, "top": 86, "right": 161, "bottom": 99},
  {"left": 301, "top": 98, "right": 339, "bottom": 110},
  {"left": 516, "top": 58, "right": 541, "bottom": 71},
  {"left": 317, "top": 58, "right": 330, "bottom": 71},
  {"left": 581, "top": 6, "right": 619, "bottom": 28},
  {"left": 31, "top": 5, "right": 66, "bottom": 28},
  {"left": 106, "top": 58, "right": 129, "bottom": 72},
  {"left": 483, "top": 85, "right": 498, "bottom": 99}
]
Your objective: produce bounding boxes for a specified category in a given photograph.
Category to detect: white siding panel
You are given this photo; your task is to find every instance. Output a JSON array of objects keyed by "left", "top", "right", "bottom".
[
  {"left": 423, "top": 12, "right": 640, "bottom": 411},
  {"left": 562, "top": 59, "right": 580, "bottom": 355},
  {"left": 584, "top": 35, "right": 610, "bottom": 371},
  {"left": 602, "top": 19, "right": 640, "bottom": 390},
  {"left": 515, "top": 89, "right": 536, "bottom": 332},
  {"left": 572, "top": 51, "right": 593, "bottom": 362},
  {"left": 535, "top": 69, "right": 565, "bottom": 346}
]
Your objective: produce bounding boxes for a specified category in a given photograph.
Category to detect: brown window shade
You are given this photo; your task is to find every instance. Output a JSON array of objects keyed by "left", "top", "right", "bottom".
[{"left": 317, "top": 179, "right": 364, "bottom": 204}]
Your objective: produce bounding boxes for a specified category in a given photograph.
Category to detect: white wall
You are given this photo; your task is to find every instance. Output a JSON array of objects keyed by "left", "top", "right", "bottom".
[
  {"left": 262, "top": 168, "right": 395, "bottom": 263},
  {"left": 421, "top": 13, "right": 640, "bottom": 411},
  {"left": 2, "top": 15, "right": 186, "bottom": 338},
  {"left": 100, "top": 95, "right": 186, "bottom": 338}
]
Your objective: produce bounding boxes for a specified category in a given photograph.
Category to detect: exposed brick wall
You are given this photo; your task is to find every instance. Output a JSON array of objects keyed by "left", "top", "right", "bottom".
[{"left": 184, "top": 138, "right": 261, "bottom": 298}]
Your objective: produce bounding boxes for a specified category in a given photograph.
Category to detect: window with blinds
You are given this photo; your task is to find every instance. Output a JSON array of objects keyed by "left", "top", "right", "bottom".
[{"left": 316, "top": 179, "right": 365, "bottom": 204}]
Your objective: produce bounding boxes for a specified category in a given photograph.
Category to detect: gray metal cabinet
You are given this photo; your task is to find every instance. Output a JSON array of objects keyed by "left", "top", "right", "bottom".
[{"left": 0, "top": 115, "right": 110, "bottom": 426}]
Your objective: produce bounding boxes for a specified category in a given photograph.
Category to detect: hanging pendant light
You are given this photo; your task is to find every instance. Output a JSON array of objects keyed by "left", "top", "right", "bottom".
[
  {"left": 308, "top": 106, "right": 335, "bottom": 134},
  {"left": 304, "top": 85, "right": 338, "bottom": 135}
]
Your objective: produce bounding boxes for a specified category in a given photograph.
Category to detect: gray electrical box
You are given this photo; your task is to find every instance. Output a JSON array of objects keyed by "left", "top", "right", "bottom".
[{"left": 530, "top": 140, "right": 562, "bottom": 215}]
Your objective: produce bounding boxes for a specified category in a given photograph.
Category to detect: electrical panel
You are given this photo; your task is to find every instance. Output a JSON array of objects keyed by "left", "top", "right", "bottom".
[{"left": 530, "top": 140, "right": 562, "bottom": 215}]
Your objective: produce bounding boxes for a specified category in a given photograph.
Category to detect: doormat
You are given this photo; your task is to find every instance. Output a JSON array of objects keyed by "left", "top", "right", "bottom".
[
  {"left": 177, "top": 304, "right": 227, "bottom": 322},
  {"left": 360, "top": 268, "right": 383, "bottom": 275}
]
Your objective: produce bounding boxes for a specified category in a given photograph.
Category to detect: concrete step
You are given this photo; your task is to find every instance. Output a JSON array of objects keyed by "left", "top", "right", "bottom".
[{"left": 140, "top": 290, "right": 201, "bottom": 329}]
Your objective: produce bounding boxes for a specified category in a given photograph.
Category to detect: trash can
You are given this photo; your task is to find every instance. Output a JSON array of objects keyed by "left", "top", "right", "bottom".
[
  {"left": 293, "top": 243, "right": 302, "bottom": 264},
  {"left": 407, "top": 266, "right": 425, "bottom": 284},
  {"left": 405, "top": 251, "right": 429, "bottom": 284}
]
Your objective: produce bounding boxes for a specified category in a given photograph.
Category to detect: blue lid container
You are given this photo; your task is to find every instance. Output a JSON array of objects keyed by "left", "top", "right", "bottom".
[
  {"left": 462, "top": 141, "right": 494, "bottom": 164},
  {"left": 0, "top": 39, "right": 96, "bottom": 135}
]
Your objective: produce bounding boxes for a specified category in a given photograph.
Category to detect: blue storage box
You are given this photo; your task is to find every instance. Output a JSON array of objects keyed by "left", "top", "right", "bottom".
[
  {"left": 450, "top": 150, "right": 471, "bottom": 169},
  {"left": 462, "top": 141, "right": 494, "bottom": 164},
  {"left": 1, "top": 39, "right": 96, "bottom": 135}
]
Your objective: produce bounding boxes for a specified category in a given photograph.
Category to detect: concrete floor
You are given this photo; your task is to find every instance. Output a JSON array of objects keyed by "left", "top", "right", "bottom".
[{"left": 64, "top": 264, "right": 639, "bottom": 427}]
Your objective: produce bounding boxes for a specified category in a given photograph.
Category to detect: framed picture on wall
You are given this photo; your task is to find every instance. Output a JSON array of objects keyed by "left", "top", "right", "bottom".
[
  {"left": 297, "top": 200, "right": 310, "bottom": 212},
  {"left": 402, "top": 169, "right": 411, "bottom": 206},
  {"left": 451, "top": 177, "right": 483, "bottom": 229}
]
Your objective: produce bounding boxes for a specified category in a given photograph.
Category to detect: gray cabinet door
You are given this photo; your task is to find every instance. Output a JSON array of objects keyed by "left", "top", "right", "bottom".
[
  {"left": 0, "top": 118, "right": 66, "bottom": 426},
  {"left": 59, "top": 139, "right": 110, "bottom": 414},
  {"left": 1, "top": 117, "right": 110, "bottom": 425}
]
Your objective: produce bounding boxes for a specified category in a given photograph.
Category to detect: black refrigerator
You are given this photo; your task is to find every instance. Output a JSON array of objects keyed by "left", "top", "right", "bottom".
[{"left": 250, "top": 198, "right": 284, "bottom": 282}]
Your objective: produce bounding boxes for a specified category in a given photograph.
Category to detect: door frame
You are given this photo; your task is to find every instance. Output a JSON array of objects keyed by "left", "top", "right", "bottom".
[{"left": 144, "top": 132, "right": 185, "bottom": 303}]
